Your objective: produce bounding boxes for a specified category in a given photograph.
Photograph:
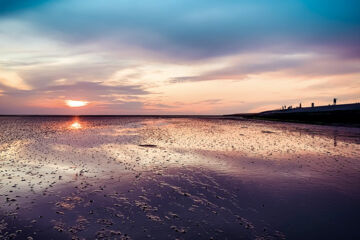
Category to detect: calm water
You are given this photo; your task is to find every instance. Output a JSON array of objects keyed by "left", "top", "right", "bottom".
[{"left": 0, "top": 117, "right": 359, "bottom": 240}]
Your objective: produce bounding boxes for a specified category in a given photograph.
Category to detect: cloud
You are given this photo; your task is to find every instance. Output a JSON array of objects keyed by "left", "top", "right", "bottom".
[
  {"left": 0, "top": 81, "right": 151, "bottom": 114},
  {"left": 0, "top": 69, "right": 32, "bottom": 90},
  {"left": 44, "top": 81, "right": 148, "bottom": 96},
  {"left": 171, "top": 53, "right": 360, "bottom": 82},
  {"left": 0, "top": 0, "right": 359, "bottom": 114},
  {"left": 1, "top": 81, "right": 149, "bottom": 98},
  {"left": 1, "top": 0, "right": 359, "bottom": 61},
  {"left": 172, "top": 59, "right": 300, "bottom": 82}
]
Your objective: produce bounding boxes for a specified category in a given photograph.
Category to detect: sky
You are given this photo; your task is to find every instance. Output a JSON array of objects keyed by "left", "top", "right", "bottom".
[{"left": 0, "top": 0, "right": 359, "bottom": 115}]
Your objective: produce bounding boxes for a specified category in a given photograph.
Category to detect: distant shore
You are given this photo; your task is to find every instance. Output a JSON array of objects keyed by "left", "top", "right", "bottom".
[{"left": 225, "top": 103, "right": 360, "bottom": 127}]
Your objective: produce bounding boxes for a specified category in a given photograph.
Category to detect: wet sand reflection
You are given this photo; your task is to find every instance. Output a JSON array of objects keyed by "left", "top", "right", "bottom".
[
  {"left": 68, "top": 117, "right": 83, "bottom": 130},
  {"left": 70, "top": 122, "right": 82, "bottom": 129},
  {"left": 0, "top": 117, "right": 359, "bottom": 239}
]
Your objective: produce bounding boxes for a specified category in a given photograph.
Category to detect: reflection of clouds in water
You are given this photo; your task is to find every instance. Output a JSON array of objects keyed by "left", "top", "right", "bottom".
[
  {"left": 2, "top": 117, "right": 359, "bottom": 193},
  {"left": 0, "top": 117, "right": 359, "bottom": 239}
]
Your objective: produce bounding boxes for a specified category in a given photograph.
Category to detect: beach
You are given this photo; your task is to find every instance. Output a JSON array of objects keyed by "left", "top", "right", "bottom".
[{"left": 0, "top": 116, "right": 359, "bottom": 239}]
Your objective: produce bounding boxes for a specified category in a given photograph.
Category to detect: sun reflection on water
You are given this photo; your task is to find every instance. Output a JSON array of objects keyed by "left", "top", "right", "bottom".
[
  {"left": 0, "top": 118, "right": 359, "bottom": 239},
  {"left": 70, "top": 121, "right": 82, "bottom": 129}
]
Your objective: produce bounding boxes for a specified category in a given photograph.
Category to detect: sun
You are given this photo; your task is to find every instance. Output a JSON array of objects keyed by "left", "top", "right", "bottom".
[{"left": 65, "top": 100, "right": 88, "bottom": 107}]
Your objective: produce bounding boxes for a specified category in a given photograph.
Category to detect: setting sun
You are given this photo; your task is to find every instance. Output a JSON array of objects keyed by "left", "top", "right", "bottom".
[{"left": 65, "top": 100, "right": 88, "bottom": 107}]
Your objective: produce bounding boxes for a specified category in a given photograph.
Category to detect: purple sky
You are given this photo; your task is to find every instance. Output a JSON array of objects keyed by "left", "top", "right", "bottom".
[{"left": 0, "top": 0, "right": 359, "bottom": 114}]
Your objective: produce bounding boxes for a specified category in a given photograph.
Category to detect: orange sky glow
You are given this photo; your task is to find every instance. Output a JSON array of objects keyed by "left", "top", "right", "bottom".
[{"left": 0, "top": 1, "right": 359, "bottom": 114}]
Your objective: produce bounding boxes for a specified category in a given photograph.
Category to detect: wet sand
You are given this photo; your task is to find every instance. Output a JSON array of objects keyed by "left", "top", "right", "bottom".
[{"left": 0, "top": 116, "right": 359, "bottom": 239}]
